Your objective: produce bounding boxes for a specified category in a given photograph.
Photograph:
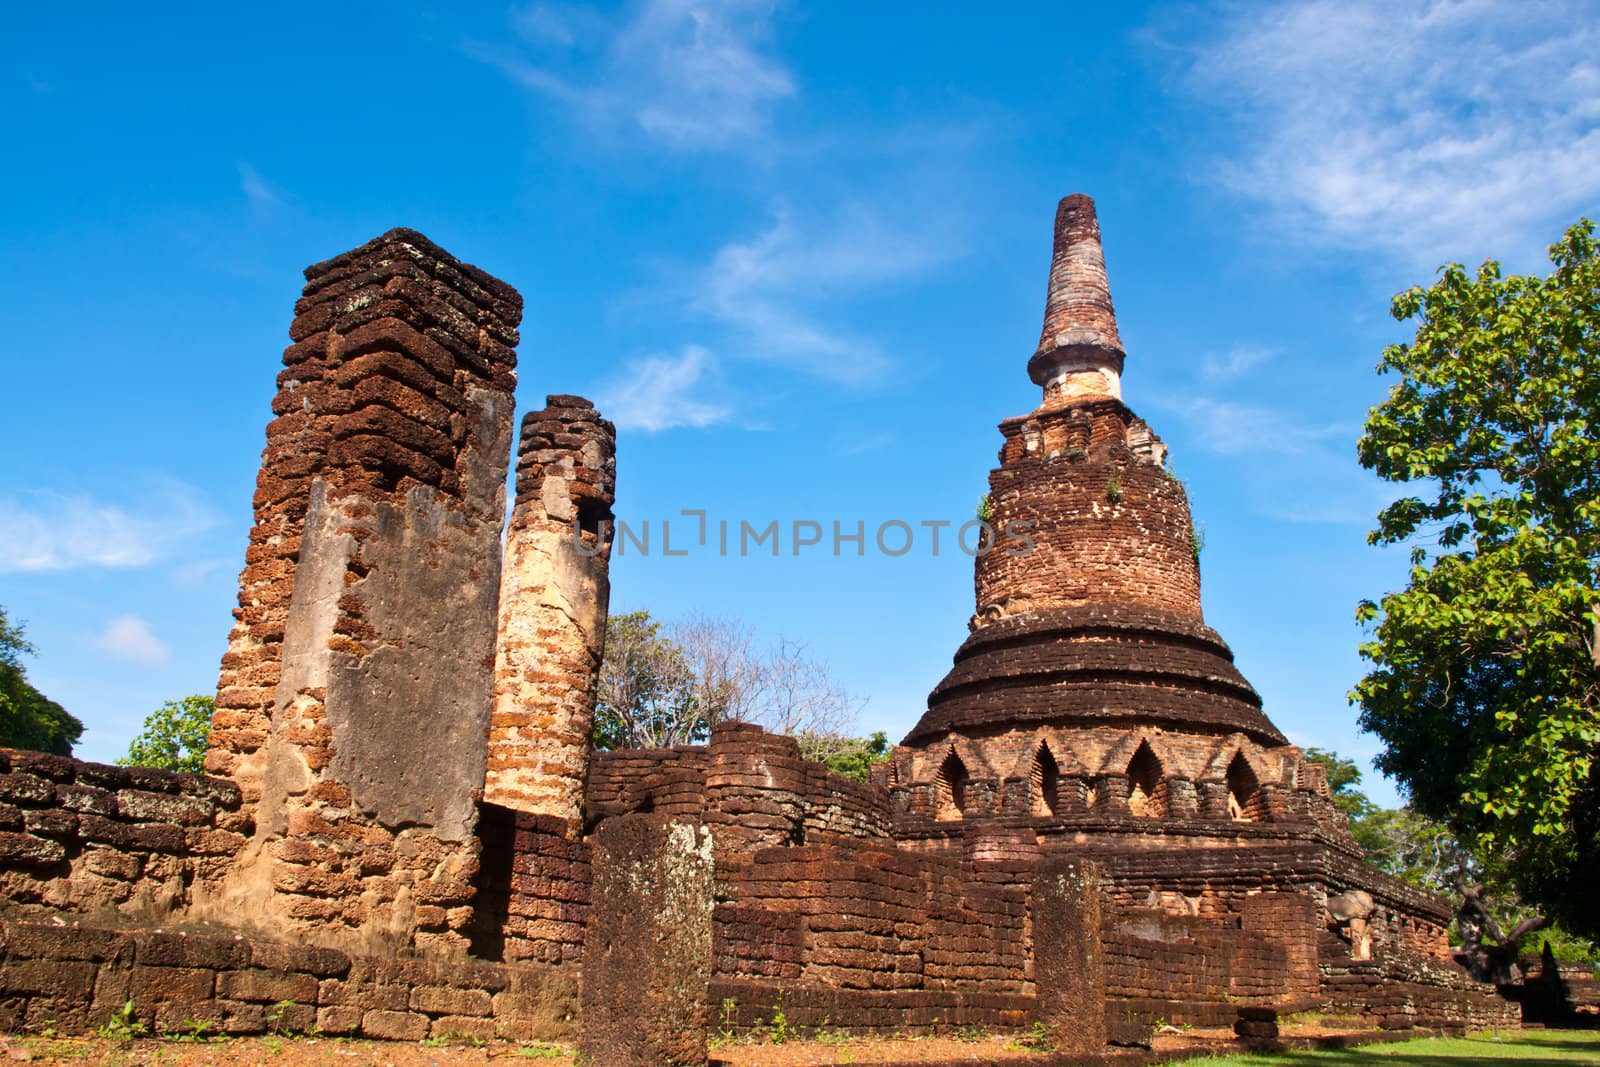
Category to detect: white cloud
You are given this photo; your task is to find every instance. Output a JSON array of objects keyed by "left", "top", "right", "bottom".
[
  {"left": 1202, "top": 344, "right": 1279, "bottom": 382},
  {"left": 95, "top": 615, "right": 169, "bottom": 667},
  {"left": 237, "top": 162, "right": 284, "bottom": 214},
  {"left": 474, "top": 0, "right": 794, "bottom": 151},
  {"left": 0, "top": 484, "right": 216, "bottom": 573},
  {"left": 1160, "top": 397, "right": 1348, "bottom": 458},
  {"left": 693, "top": 204, "right": 956, "bottom": 384},
  {"left": 596, "top": 345, "right": 732, "bottom": 431},
  {"left": 1151, "top": 394, "right": 1399, "bottom": 524},
  {"left": 1174, "top": 0, "right": 1600, "bottom": 265}
]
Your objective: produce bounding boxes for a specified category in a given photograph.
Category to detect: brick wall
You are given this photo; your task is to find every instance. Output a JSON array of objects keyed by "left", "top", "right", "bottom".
[
  {"left": 708, "top": 841, "right": 1039, "bottom": 1035},
  {"left": 585, "top": 724, "right": 892, "bottom": 851},
  {"left": 1320, "top": 934, "right": 1519, "bottom": 1031},
  {"left": 0, "top": 751, "right": 246, "bottom": 922},
  {"left": 469, "top": 805, "right": 590, "bottom": 967},
  {"left": 0, "top": 919, "right": 575, "bottom": 1041},
  {"left": 1103, "top": 897, "right": 1320, "bottom": 1027}
]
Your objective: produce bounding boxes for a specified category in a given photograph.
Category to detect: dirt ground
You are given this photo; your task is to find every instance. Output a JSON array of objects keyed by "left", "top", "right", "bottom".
[
  {"left": 0, "top": 1021, "right": 1453, "bottom": 1066},
  {"left": 0, "top": 1031, "right": 1058, "bottom": 1066}
]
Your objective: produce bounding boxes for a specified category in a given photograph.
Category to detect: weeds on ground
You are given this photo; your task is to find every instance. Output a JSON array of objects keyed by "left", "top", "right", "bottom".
[
  {"left": 171, "top": 1018, "right": 220, "bottom": 1043},
  {"left": 812, "top": 1025, "right": 853, "bottom": 1047},
  {"left": 265, "top": 999, "right": 302, "bottom": 1037},
  {"left": 711, "top": 997, "right": 740, "bottom": 1048},
  {"left": 768, "top": 994, "right": 790, "bottom": 1045},
  {"left": 518, "top": 1042, "right": 568, "bottom": 1059},
  {"left": 1006, "top": 1021, "right": 1058, "bottom": 1053},
  {"left": 96, "top": 1001, "right": 149, "bottom": 1042}
]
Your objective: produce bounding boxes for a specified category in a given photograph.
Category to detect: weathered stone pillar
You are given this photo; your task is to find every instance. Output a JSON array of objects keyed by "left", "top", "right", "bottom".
[
  {"left": 484, "top": 397, "right": 615, "bottom": 829},
  {"left": 1033, "top": 857, "right": 1106, "bottom": 1054},
  {"left": 580, "top": 815, "right": 714, "bottom": 1067},
  {"left": 203, "top": 229, "right": 519, "bottom": 957}
]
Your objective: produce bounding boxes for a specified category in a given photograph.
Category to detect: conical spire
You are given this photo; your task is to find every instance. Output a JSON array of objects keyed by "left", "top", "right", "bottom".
[{"left": 1026, "top": 194, "right": 1126, "bottom": 401}]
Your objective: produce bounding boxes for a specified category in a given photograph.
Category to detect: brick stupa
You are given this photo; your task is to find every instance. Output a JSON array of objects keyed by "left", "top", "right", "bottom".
[{"left": 894, "top": 194, "right": 1320, "bottom": 838}]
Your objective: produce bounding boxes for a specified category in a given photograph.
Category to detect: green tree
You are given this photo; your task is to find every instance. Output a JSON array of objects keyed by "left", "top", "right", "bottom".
[
  {"left": 119, "top": 695, "right": 214, "bottom": 773},
  {"left": 593, "top": 610, "right": 865, "bottom": 754},
  {"left": 0, "top": 604, "right": 83, "bottom": 756},
  {"left": 798, "top": 730, "right": 890, "bottom": 783},
  {"left": 1353, "top": 218, "right": 1600, "bottom": 939},
  {"left": 1302, "top": 747, "right": 1378, "bottom": 822},
  {"left": 593, "top": 611, "right": 701, "bottom": 749}
]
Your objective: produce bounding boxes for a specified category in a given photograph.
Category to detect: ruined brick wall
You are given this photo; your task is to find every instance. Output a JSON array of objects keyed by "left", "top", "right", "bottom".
[
  {"left": 585, "top": 725, "right": 892, "bottom": 849},
  {"left": 1102, "top": 897, "right": 1320, "bottom": 1027},
  {"left": 473, "top": 725, "right": 891, "bottom": 975},
  {"left": 468, "top": 805, "right": 590, "bottom": 967},
  {"left": 201, "top": 229, "right": 519, "bottom": 957},
  {"left": 485, "top": 397, "right": 615, "bottom": 828},
  {"left": 0, "top": 918, "right": 576, "bottom": 1041},
  {"left": 585, "top": 747, "right": 708, "bottom": 821},
  {"left": 0, "top": 751, "right": 246, "bottom": 923},
  {"left": 710, "top": 844, "right": 1034, "bottom": 1035},
  {"left": 1319, "top": 934, "right": 1519, "bottom": 1031}
]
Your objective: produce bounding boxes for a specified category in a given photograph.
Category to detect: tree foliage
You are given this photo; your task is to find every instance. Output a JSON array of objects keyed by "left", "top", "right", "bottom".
[
  {"left": 0, "top": 604, "right": 83, "bottom": 756},
  {"left": 119, "top": 695, "right": 214, "bottom": 773},
  {"left": 1353, "top": 219, "right": 1600, "bottom": 939},
  {"left": 594, "top": 610, "right": 865, "bottom": 755},
  {"left": 798, "top": 730, "right": 890, "bottom": 783}
]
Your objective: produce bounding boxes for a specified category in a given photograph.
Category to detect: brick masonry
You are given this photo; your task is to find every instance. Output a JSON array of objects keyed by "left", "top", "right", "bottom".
[
  {"left": 0, "top": 918, "right": 575, "bottom": 1042},
  {"left": 485, "top": 397, "right": 616, "bottom": 828},
  {"left": 0, "top": 751, "right": 246, "bottom": 922},
  {"left": 199, "top": 228, "right": 519, "bottom": 958}
]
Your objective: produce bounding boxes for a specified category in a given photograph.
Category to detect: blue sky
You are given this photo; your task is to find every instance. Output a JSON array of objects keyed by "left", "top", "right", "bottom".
[{"left": 3, "top": 1, "right": 1597, "bottom": 805}]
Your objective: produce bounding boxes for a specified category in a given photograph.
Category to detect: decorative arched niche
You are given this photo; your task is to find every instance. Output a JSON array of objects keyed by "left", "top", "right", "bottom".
[
  {"left": 1227, "top": 752, "right": 1265, "bottom": 822},
  {"left": 1032, "top": 742, "right": 1061, "bottom": 816},
  {"left": 937, "top": 749, "right": 970, "bottom": 820},
  {"left": 1126, "top": 741, "right": 1167, "bottom": 818}
]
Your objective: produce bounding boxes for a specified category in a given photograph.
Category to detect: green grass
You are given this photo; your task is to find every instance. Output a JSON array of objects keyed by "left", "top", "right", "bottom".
[{"left": 1172, "top": 1030, "right": 1600, "bottom": 1067}]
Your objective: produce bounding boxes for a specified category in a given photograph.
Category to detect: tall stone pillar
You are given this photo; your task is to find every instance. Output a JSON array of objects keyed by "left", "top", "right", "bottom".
[
  {"left": 485, "top": 396, "right": 616, "bottom": 829},
  {"left": 1033, "top": 858, "right": 1106, "bottom": 1054},
  {"left": 204, "top": 229, "right": 519, "bottom": 956},
  {"left": 580, "top": 815, "right": 714, "bottom": 1067}
]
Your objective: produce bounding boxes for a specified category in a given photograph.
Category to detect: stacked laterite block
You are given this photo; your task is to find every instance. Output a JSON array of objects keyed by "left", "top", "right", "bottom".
[
  {"left": 467, "top": 806, "right": 591, "bottom": 966},
  {"left": 199, "top": 229, "right": 519, "bottom": 957},
  {"left": 710, "top": 842, "right": 1034, "bottom": 1035},
  {"left": 0, "top": 919, "right": 577, "bottom": 1041},
  {"left": 485, "top": 397, "right": 616, "bottom": 828},
  {"left": 0, "top": 751, "right": 246, "bottom": 921}
]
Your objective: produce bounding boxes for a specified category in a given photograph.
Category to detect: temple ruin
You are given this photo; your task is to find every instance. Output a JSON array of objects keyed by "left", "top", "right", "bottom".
[{"left": 0, "top": 199, "right": 1528, "bottom": 1063}]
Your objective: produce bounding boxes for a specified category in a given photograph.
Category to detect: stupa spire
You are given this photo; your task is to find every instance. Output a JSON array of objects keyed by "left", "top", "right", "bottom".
[{"left": 1026, "top": 193, "right": 1126, "bottom": 403}]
